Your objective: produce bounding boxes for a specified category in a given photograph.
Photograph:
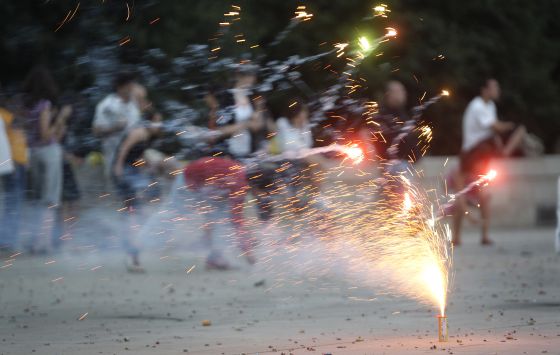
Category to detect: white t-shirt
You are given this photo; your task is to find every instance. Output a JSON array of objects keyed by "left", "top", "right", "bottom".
[
  {"left": 276, "top": 117, "right": 313, "bottom": 153},
  {"left": 227, "top": 103, "right": 253, "bottom": 157},
  {"left": 93, "top": 94, "right": 141, "bottom": 174},
  {"left": 226, "top": 89, "right": 254, "bottom": 157},
  {"left": 462, "top": 96, "right": 497, "bottom": 152},
  {"left": 93, "top": 93, "right": 141, "bottom": 134},
  {"left": 0, "top": 117, "right": 14, "bottom": 175}
]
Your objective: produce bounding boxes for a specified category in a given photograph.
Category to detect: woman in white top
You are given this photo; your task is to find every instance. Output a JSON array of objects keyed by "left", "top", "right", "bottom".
[
  {"left": 207, "top": 66, "right": 266, "bottom": 158},
  {"left": 271, "top": 100, "right": 329, "bottom": 210},
  {"left": 275, "top": 102, "right": 313, "bottom": 154}
]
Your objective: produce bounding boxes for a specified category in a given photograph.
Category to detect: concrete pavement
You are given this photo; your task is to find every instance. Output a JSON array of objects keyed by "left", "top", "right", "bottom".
[{"left": 0, "top": 228, "right": 559, "bottom": 355}]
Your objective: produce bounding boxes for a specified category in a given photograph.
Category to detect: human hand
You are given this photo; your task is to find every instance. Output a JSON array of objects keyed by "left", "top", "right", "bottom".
[
  {"left": 504, "top": 121, "right": 516, "bottom": 130},
  {"left": 204, "top": 94, "right": 219, "bottom": 110},
  {"left": 116, "top": 119, "right": 128, "bottom": 130},
  {"left": 60, "top": 105, "right": 73, "bottom": 119}
]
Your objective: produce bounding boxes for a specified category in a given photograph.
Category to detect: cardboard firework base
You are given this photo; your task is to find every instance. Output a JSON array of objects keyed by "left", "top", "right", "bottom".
[{"left": 437, "top": 315, "right": 448, "bottom": 342}]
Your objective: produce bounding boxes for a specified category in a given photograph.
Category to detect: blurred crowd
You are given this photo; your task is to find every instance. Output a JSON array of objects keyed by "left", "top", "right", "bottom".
[{"left": 0, "top": 64, "right": 543, "bottom": 270}]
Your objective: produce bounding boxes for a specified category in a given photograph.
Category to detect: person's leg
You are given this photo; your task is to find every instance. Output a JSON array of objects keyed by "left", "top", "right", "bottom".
[
  {"left": 451, "top": 169, "right": 465, "bottom": 246},
  {"left": 203, "top": 213, "right": 230, "bottom": 269},
  {"left": 305, "top": 159, "right": 330, "bottom": 209},
  {"left": 117, "top": 167, "right": 144, "bottom": 270},
  {"left": 41, "top": 144, "right": 64, "bottom": 250},
  {"left": 228, "top": 169, "right": 254, "bottom": 264},
  {"left": 253, "top": 186, "right": 274, "bottom": 221},
  {"left": 102, "top": 139, "right": 117, "bottom": 180},
  {"left": 285, "top": 161, "right": 310, "bottom": 210},
  {"left": 502, "top": 125, "right": 526, "bottom": 157},
  {"left": 28, "top": 148, "right": 42, "bottom": 201},
  {"left": 479, "top": 190, "right": 493, "bottom": 245},
  {"left": 125, "top": 205, "right": 142, "bottom": 267},
  {"left": 230, "top": 195, "right": 255, "bottom": 264},
  {"left": 5, "top": 165, "right": 26, "bottom": 250},
  {"left": 41, "top": 144, "right": 63, "bottom": 207},
  {"left": 249, "top": 166, "right": 275, "bottom": 222},
  {"left": 452, "top": 205, "right": 464, "bottom": 245},
  {"left": 1, "top": 172, "right": 17, "bottom": 251},
  {"left": 27, "top": 148, "right": 46, "bottom": 252},
  {"left": 60, "top": 158, "right": 81, "bottom": 243},
  {"left": 556, "top": 177, "right": 560, "bottom": 253}
]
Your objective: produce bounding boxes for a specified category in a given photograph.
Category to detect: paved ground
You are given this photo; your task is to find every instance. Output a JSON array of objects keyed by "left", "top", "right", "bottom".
[{"left": 1, "top": 227, "right": 559, "bottom": 355}]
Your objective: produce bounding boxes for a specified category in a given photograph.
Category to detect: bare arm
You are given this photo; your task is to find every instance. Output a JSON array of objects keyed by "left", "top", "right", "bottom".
[
  {"left": 39, "top": 104, "right": 72, "bottom": 143},
  {"left": 212, "top": 121, "right": 250, "bottom": 139},
  {"left": 38, "top": 106, "right": 53, "bottom": 143},
  {"left": 52, "top": 105, "right": 72, "bottom": 142},
  {"left": 246, "top": 97, "right": 267, "bottom": 132},
  {"left": 113, "top": 127, "right": 149, "bottom": 177},
  {"left": 492, "top": 121, "right": 515, "bottom": 134},
  {"left": 204, "top": 94, "right": 219, "bottom": 130},
  {"left": 93, "top": 121, "right": 127, "bottom": 137},
  {"left": 265, "top": 115, "right": 277, "bottom": 134}
]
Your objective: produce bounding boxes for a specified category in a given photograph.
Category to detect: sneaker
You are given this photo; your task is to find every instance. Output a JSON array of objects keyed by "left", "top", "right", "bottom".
[
  {"left": 205, "top": 252, "right": 233, "bottom": 271},
  {"left": 126, "top": 263, "right": 146, "bottom": 273}
]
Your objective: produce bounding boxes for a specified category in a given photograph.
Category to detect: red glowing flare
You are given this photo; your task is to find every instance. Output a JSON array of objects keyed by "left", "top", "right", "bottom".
[
  {"left": 344, "top": 144, "right": 364, "bottom": 164},
  {"left": 486, "top": 169, "right": 497, "bottom": 181}
]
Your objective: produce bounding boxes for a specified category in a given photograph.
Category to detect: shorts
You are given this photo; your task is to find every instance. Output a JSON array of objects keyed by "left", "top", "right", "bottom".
[
  {"left": 183, "top": 157, "right": 248, "bottom": 225},
  {"left": 183, "top": 157, "right": 247, "bottom": 193},
  {"left": 460, "top": 137, "right": 497, "bottom": 178}
]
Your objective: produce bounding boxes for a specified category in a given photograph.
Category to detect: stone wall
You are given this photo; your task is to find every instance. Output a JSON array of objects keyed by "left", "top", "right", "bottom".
[{"left": 416, "top": 156, "right": 560, "bottom": 227}]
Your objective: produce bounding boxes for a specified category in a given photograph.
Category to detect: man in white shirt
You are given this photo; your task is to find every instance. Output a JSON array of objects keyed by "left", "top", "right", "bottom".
[
  {"left": 462, "top": 79, "right": 515, "bottom": 153},
  {"left": 93, "top": 73, "right": 141, "bottom": 177},
  {"left": 453, "top": 78, "right": 525, "bottom": 246}
]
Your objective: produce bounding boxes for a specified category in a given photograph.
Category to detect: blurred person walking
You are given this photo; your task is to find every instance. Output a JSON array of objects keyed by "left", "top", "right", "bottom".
[
  {"left": 452, "top": 78, "right": 526, "bottom": 246},
  {"left": 112, "top": 87, "right": 166, "bottom": 271},
  {"left": 22, "top": 66, "right": 72, "bottom": 253},
  {"left": 272, "top": 99, "right": 318, "bottom": 209},
  {"left": 93, "top": 73, "right": 141, "bottom": 179},
  {"left": 183, "top": 156, "right": 254, "bottom": 269},
  {"left": 363, "top": 80, "right": 423, "bottom": 204},
  {"left": 206, "top": 66, "right": 266, "bottom": 158},
  {"left": 375, "top": 81, "right": 424, "bottom": 168},
  {"left": 0, "top": 94, "right": 28, "bottom": 253},
  {"left": 58, "top": 93, "right": 90, "bottom": 243},
  {"left": 182, "top": 67, "right": 268, "bottom": 269}
]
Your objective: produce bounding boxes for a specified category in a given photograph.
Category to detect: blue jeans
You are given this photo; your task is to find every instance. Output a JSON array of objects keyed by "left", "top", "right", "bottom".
[
  {"left": 1, "top": 164, "right": 26, "bottom": 250},
  {"left": 112, "top": 166, "right": 160, "bottom": 257},
  {"left": 113, "top": 166, "right": 160, "bottom": 208}
]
